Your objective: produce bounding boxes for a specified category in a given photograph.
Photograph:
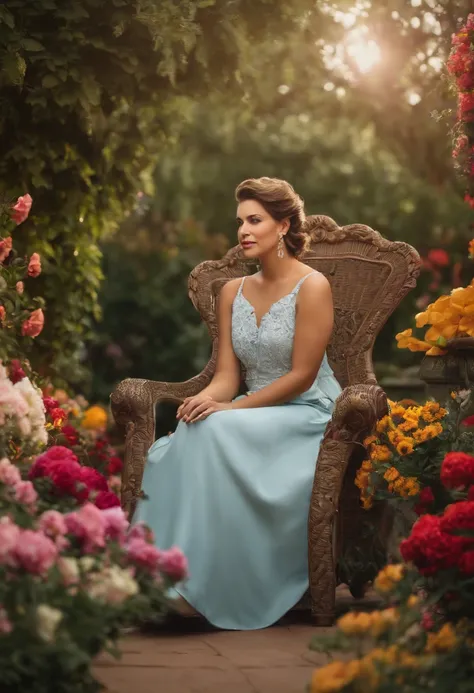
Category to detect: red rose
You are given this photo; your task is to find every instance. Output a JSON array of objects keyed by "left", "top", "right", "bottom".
[
  {"left": 427, "top": 249, "right": 449, "bottom": 267},
  {"left": 459, "top": 550, "right": 474, "bottom": 575},
  {"left": 441, "top": 452, "right": 474, "bottom": 489},
  {"left": 440, "top": 501, "right": 474, "bottom": 534},
  {"left": 79, "top": 467, "right": 108, "bottom": 493},
  {"left": 49, "top": 460, "right": 83, "bottom": 497},
  {"left": 462, "top": 415, "right": 474, "bottom": 427},
  {"left": 107, "top": 456, "right": 123, "bottom": 475},
  {"left": 414, "top": 486, "right": 435, "bottom": 516},
  {"left": 400, "top": 514, "right": 465, "bottom": 575},
  {"left": 29, "top": 446, "right": 79, "bottom": 479},
  {"left": 43, "top": 397, "right": 59, "bottom": 414},
  {"left": 8, "top": 359, "right": 26, "bottom": 384},
  {"left": 50, "top": 407, "right": 67, "bottom": 427},
  {"left": 61, "top": 425, "right": 79, "bottom": 446},
  {"left": 94, "top": 491, "right": 121, "bottom": 509}
]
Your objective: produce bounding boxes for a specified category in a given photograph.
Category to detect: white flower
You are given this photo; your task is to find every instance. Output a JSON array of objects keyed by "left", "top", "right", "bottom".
[
  {"left": 79, "top": 556, "right": 96, "bottom": 573},
  {"left": 88, "top": 565, "right": 138, "bottom": 604},
  {"left": 36, "top": 605, "right": 62, "bottom": 643},
  {"left": 57, "top": 557, "right": 79, "bottom": 585},
  {"left": 13, "top": 378, "right": 47, "bottom": 445}
]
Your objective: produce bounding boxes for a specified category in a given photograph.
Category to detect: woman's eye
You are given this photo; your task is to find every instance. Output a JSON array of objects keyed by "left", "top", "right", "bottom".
[{"left": 250, "top": 217, "right": 260, "bottom": 224}]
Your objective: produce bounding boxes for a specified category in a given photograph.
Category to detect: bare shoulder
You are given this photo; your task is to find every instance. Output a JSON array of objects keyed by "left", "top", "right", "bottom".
[
  {"left": 220, "top": 277, "right": 243, "bottom": 303},
  {"left": 299, "top": 271, "right": 332, "bottom": 302}
]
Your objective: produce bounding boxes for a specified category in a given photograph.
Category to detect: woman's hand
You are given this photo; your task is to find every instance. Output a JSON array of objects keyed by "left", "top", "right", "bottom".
[
  {"left": 182, "top": 399, "right": 234, "bottom": 424},
  {"left": 177, "top": 394, "right": 214, "bottom": 422}
]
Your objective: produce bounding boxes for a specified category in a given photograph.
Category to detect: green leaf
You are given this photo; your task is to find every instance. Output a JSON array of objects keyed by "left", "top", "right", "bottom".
[
  {"left": 21, "top": 39, "right": 45, "bottom": 52},
  {"left": 42, "top": 74, "right": 59, "bottom": 88},
  {"left": 0, "top": 7, "right": 15, "bottom": 29}
]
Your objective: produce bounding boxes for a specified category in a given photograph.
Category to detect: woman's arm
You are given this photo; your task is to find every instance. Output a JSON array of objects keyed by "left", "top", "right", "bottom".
[
  {"left": 232, "top": 272, "right": 334, "bottom": 410},
  {"left": 177, "top": 279, "right": 242, "bottom": 420}
]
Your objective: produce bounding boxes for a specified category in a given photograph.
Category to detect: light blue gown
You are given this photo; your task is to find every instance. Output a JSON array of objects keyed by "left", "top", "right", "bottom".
[{"left": 134, "top": 272, "right": 341, "bottom": 630}]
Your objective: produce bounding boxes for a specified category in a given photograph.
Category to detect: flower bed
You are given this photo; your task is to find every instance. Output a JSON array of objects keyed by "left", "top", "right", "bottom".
[{"left": 0, "top": 194, "right": 186, "bottom": 691}]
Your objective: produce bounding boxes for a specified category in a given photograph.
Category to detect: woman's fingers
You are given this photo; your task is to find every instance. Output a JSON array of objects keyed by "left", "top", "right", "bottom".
[
  {"left": 185, "top": 401, "right": 213, "bottom": 422},
  {"left": 190, "top": 406, "right": 213, "bottom": 423}
]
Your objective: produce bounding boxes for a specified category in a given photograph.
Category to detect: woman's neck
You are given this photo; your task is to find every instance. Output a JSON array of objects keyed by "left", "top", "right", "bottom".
[{"left": 258, "top": 252, "right": 301, "bottom": 281}]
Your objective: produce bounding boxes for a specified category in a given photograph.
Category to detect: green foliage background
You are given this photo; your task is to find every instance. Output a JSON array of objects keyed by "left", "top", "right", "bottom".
[{"left": 0, "top": 0, "right": 473, "bottom": 401}]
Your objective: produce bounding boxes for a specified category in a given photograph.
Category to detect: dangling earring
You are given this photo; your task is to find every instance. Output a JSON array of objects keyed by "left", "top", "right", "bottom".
[{"left": 277, "top": 234, "right": 285, "bottom": 259}]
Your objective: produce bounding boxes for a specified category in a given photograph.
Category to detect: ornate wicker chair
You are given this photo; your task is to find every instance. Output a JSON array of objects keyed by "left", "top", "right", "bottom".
[{"left": 111, "top": 215, "right": 420, "bottom": 625}]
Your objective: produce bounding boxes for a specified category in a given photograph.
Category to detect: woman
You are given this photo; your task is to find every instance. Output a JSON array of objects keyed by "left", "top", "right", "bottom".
[{"left": 134, "top": 177, "right": 341, "bottom": 630}]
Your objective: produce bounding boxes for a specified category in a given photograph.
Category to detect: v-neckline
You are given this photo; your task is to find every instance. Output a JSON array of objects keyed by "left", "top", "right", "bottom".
[
  {"left": 239, "top": 292, "right": 293, "bottom": 330},
  {"left": 237, "top": 272, "right": 315, "bottom": 330}
]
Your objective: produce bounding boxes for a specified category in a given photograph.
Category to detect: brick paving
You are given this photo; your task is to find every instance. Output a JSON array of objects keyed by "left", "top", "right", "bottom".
[{"left": 95, "top": 586, "right": 379, "bottom": 693}]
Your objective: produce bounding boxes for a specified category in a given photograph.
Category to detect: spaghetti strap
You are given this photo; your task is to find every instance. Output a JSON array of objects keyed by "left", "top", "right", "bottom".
[
  {"left": 291, "top": 271, "right": 317, "bottom": 295},
  {"left": 237, "top": 276, "right": 246, "bottom": 296}
]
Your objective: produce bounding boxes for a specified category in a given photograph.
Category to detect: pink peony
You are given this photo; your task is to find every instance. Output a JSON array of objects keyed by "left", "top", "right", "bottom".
[
  {"left": 15, "top": 281, "right": 24, "bottom": 295},
  {"left": 65, "top": 503, "right": 106, "bottom": 551},
  {"left": 10, "top": 194, "right": 32, "bottom": 225},
  {"left": 14, "top": 530, "right": 57, "bottom": 574},
  {"left": 38, "top": 510, "right": 68, "bottom": 550},
  {"left": 0, "top": 458, "right": 21, "bottom": 487},
  {"left": 127, "top": 522, "right": 154, "bottom": 543},
  {"left": 27, "top": 252, "right": 41, "bottom": 278},
  {"left": 0, "top": 237, "right": 12, "bottom": 264},
  {"left": 21, "top": 308, "right": 44, "bottom": 338},
  {"left": 14, "top": 480, "right": 38, "bottom": 506},
  {"left": 0, "top": 517, "right": 20, "bottom": 567},
  {"left": 102, "top": 506, "right": 129, "bottom": 541},
  {"left": 126, "top": 537, "right": 162, "bottom": 572},
  {"left": 158, "top": 547, "right": 188, "bottom": 581},
  {"left": 42, "top": 397, "right": 59, "bottom": 414},
  {"left": 94, "top": 490, "right": 120, "bottom": 509}
]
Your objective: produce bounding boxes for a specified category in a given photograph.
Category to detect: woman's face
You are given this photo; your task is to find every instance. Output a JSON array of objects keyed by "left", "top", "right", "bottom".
[{"left": 236, "top": 199, "right": 288, "bottom": 259}]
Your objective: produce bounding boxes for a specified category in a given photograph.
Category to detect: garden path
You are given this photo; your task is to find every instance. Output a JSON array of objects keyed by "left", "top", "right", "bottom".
[{"left": 95, "top": 585, "right": 379, "bottom": 693}]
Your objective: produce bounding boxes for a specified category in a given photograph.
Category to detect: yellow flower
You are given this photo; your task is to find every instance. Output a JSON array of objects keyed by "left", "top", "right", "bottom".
[
  {"left": 407, "top": 595, "right": 419, "bottom": 608},
  {"left": 404, "top": 478, "right": 421, "bottom": 496},
  {"left": 375, "top": 415, "right": 392, "bottom": 434},
  {"left": 388, "top": 429, "right": 405, "bottom": 446},
  {"left": 413, "top": 422, "right": 443, "bottom": 443},
  {"left": 398, "top": 419, "right": 418, "bottom": 433},
  {"left": 81, "top": 405, "right": 108, "bottom": 431},
  {"left": 361, "top": 460, "right": 373, "bottom": 472},
  {"left": 396, "top": 438, "right": 415, "bottom": 456},
  {"left": 355, "top": 469, "right": 369, "bottom": 491},
  {"left": 420, "top": 401, "right": 447, "bottom": 423},
  {"left": 362, "top": 496, "right": 373, "bottom": 510},
  {"left": 370, "top": 445, "right": 392, "bottom": 462},
  {"left": 384, "top": 467, "right": 399, "bottom": 482},
  {"left": 311, "top": 660, "right": 361, "bottom": 693},
  {"left": 388, "top": 401, "right": 406, "bottom": 418},
  {"left": 363, "top": 435, "right": 377, "bottom": 447},
  {"left": 426, "top": 623, "right": 457, "bottom": 653},
  {"left": 337, "top": 611, "right": 373, "bottom": 635},
  {"left": 374, "top": 564, "right": 404, "bottom": 593},
  {"left": 369, "top": 608, "right": 399, "bottom": 636},
  {"left": 395, "top": 329, "right": 431, "bottom": 352}
]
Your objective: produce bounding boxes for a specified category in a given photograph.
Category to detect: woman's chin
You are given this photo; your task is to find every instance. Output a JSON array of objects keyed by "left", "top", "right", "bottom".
[{"left": 240, "top": 246, "right": 260, "bottom": 259}]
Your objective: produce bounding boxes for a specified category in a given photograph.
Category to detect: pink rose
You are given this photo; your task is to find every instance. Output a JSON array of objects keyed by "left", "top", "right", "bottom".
[
  {"left": 65, "top": 503, "right": 106, "bottom": 551},
  {"left": 14, "top": 530, "right": 57, "bottom": 574},
  {"left": 38, "top": 510, "right": 68, "bottom": 550},
  {"left": 158, "top": 546, "right": 188, "bottom": 581},
  {"left": 21, "top": 308, "right": 44, "bottom": 338},
  {"left": 0, "top": 458, "right": 21, "bottom": 487},
  {"left": 126, "top": 537, "right": 162, "bottom": 573},
  {"left": 0, "top": 237, "right": 12, "bottom": 263},
  {"left": 15, "top": 281, "right": 24, "bottom": 295},
  {"left": 127, "top": 522, "right": 154, "bottom": 543},
  {"left": 0, "top": 517, "right": 20, "bottom": 567},
  {"left": 14, "top": 480, "right": 38, "bottom": 506},
  {"left": 27, "top": 252, "right": 41, "bottom": 278},
  {"left": 94, "top": 490, "right": 120, "bottom": 509},
  {"left": 102, "top": 506, "right": 129, "bottom": 541},
  {"left": 10, "top": 194, "right": 32, "bottom": 225}
]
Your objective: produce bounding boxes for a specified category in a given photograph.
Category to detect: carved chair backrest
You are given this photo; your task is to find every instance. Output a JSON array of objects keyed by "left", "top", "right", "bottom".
[{"left": 188, "top": 215, "right": 420, "bottom": 389}]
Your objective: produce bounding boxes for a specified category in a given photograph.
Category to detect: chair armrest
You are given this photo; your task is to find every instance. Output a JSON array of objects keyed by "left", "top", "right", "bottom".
[
  {"left": 110, "top": 364, "right": 214, "bottom": 516},
  {"left": 308, "top": 383, "right": 388, "bottom": 624}
]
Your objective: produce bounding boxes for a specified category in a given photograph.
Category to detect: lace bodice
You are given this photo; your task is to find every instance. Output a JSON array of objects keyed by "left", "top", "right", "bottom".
[{"left": 231, "top": 273, "right": 340, "bottom": 405}]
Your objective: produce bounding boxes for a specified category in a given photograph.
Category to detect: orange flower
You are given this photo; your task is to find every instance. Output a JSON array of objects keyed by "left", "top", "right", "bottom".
[
  {"left": 395, "top": 329, "right": 431, "bottom": 352},
  {"left": 469, "top": 239, "right": 474, "bottom": 259},
  {"left": 21, "top": 308, "right": 44, "bottom": 338},
  {"left": 384, "top": 467, "right": 399, "bottom": 482},
  {"left": 396, "top": 438, "right": 414, "bottom": 456}
]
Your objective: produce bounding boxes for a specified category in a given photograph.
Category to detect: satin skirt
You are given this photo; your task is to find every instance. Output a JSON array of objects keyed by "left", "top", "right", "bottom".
[{"left": 134, "top": 397, "right": 335, "bottom": 630}]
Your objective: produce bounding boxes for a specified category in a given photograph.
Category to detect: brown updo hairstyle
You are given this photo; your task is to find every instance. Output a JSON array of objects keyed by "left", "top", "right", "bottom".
[{"left": 235, "top": 177, "right": 310, "bottom": 257}]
